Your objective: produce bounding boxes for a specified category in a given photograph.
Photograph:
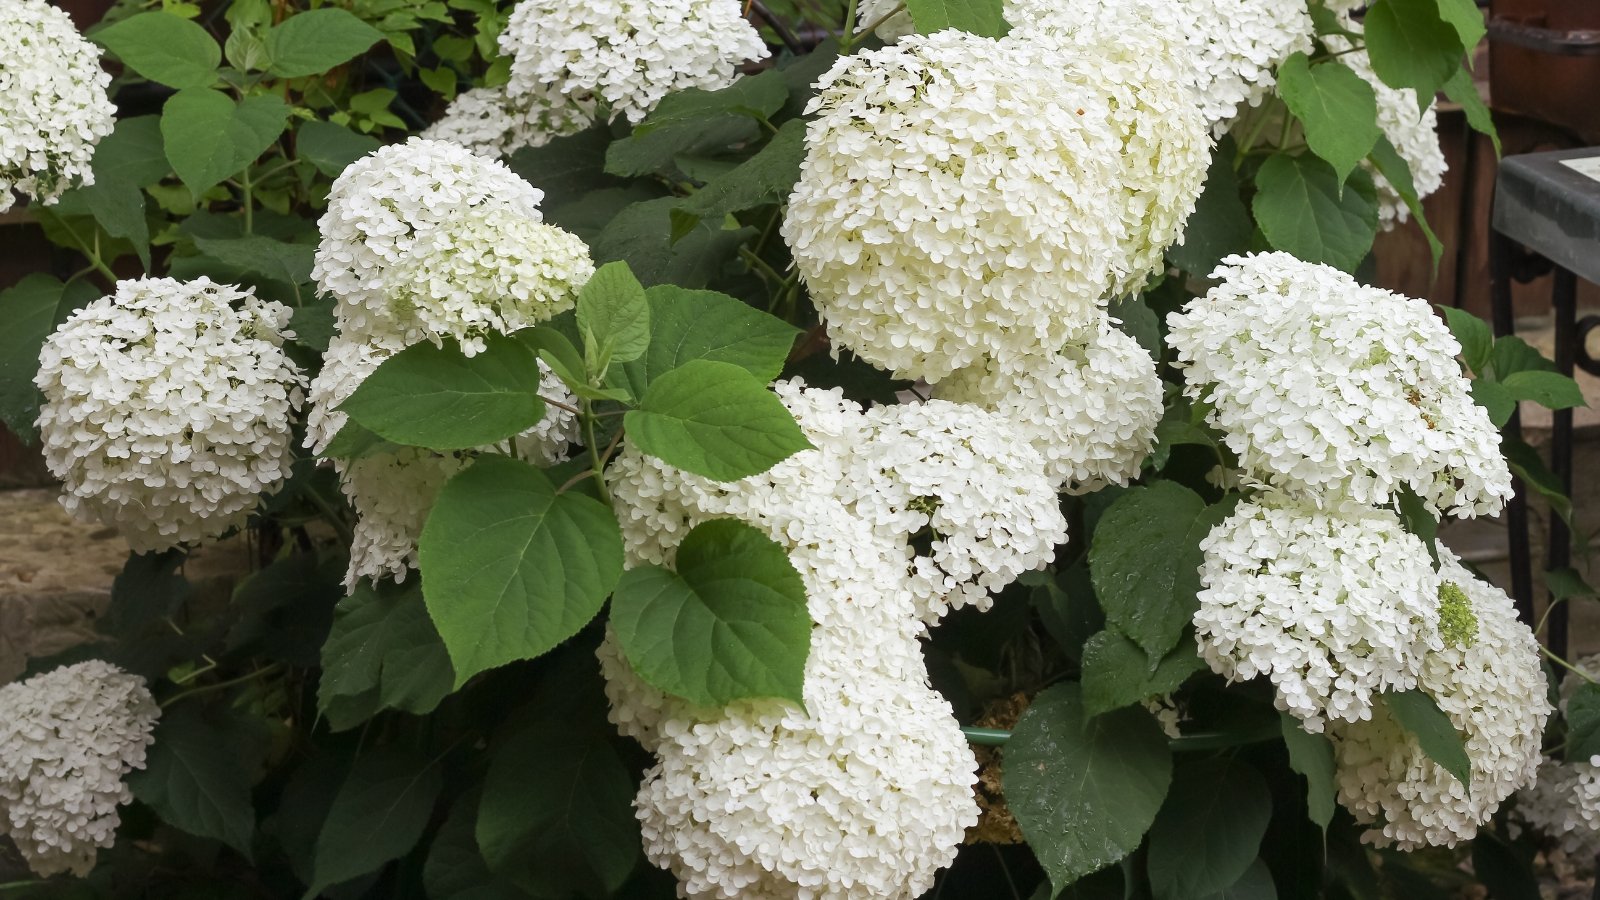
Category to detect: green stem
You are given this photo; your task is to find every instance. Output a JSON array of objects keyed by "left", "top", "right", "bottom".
[
  {"left": 60, "top": 219, "right": 118, "bottom": 284},
  {"left": 858, "top": 0, "right": 905, "bottom": 37},
  {"left": 0, "top": 882, "right": 43, "bottom": 893},
  {"left": 582, "top": 401, "right": 612, "bottom": 505},
  {"left": 160, "top": 663, "right": 283, "bottom": 708},
  {"left": 303, "top": 480, "right": 354, "bottom": 546},
  {"left": 240, "top": 165, "right": 254, "bottom": 235},
  {"left": 1545, "top": 646, "right": 1598, "bottom": 685},
  {"left": 1233, "top": 109, "right": 1276, "bottom": 172},
  {"left": 961, "top": 726, "right": 1010, "bottom": 746},
  {"left": 839, "top": 0, "right": 860, "bottom": 50}
]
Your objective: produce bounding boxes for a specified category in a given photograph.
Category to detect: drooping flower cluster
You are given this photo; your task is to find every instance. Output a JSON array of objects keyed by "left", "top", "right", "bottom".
[
  {"left": 427, "top": 0, "right": 767, "bottom": 156},
  {"left": 934, "top": 320, "right": 1162, "bottom": 494},
  {"left": 1168, "top": 252, "right": 1512, "bottom": 518},
  {"left": 35, "top": 277, "right": 305, "bottom": 551},
  {"left": 1193, "top": 494, "right": 1442, "bottom": 731},
  {"left": 0, "top": 0, "right": 115, "bottom": 212},
  {"left": 1515, "top": 757, "right": 1600, "bottom": 858},
  {"left": 309, "top": 139, "right": 588, "bottom": 586},
  {"left": 783, "top": 27, "right": 1208, "bottom": 381},
  {"left": 0, "top": 661, "right": 159, "bottom": 878},
  {"left": 604, "top": 381, "right": 1065, "bottom": 897},
  {"left": 1327, "top": 552, "right": 1549, "bottom": 848}
]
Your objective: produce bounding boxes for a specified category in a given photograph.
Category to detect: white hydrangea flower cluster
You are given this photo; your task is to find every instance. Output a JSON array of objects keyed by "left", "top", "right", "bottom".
[
  {"left": 429, "top": 0, "right": 767, "bottom": 156},
  {"left": 1167, "top": 252, "right": 1512, "bottom": 518},
  {"left": 604, "top": 381, "right": 1066, "bottom": 897},
  {"left": 784, "top": 29, "right": 1147, "bottom": 381},
  {"left": 1194, "top": 494, "right": 1443, "bottom": 731},
  {"left": 0, "top": 661, "right": 159, "bottom": 878},
  {"left": 312, "top": 138, "right": 594, "bottom": 356},
  {"left": 309, "top": 139, "right": 587, "bottom": 586},
  {"left": 1515, "top": 757, "right": 1600, "bottom": 858},
  {"left": 35, "top": 277, "right": 305, "bottom": 552},
  {"left": 1326, "top": 552, "right": 1549, "bottom": 848},
  {"left": 855, "top": 0, "right": 1311, "bottom": 131},
  {"left": 934, "top": 320, "right": 1162, "bottom": 494},
  {"left": 1327, "top": 26, "right": 1447, "bottom": 230},
  {"left": 0, "top": 0, "right": 115, "bottom": 212}
]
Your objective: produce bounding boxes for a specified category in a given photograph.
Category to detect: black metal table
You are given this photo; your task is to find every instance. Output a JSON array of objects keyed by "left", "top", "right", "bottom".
[{"left": 1489, "top": 147, "right": 1600, "bottom": 659}]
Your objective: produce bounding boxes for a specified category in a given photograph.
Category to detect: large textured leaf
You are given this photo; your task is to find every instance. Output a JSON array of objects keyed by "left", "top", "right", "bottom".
[
  {"left": 161, "top": 89, "right": 289, "bottom": 198},
  {"left": 625, "top": 359, "right": 811, "bottom": 481},
  {"left": 1005, "top": 684, "right": 1172, "bottom": 891},
  {"left": 308, "top": 748, "right": 443, "bottom": 894},
  {"left": 611, "top": 519, "right": 810, "bottom": 707},
  {"left": 670, "top": 119, "right": 807, "bottom": 238},
  {"left": 318, "top": 580, "right": 455, "bottom": 731},
  {"left": 94, "top": 12, "right": 220, "bottom": 90},
  {"left": 576, "top": 261, "right": 650, "bottom": 374},
  {"left": 425, "top": 793, "right": 528, "bottom": 900},
  {"left": 1146, "top": 759, "right": 1272, "bottom": 900},
  {"left": 418, "top": 457, "right": 623, "bottom": 685},
  {"left": 295, "top": 120, "right": 381, "bottom": 177},
  {"left": 128, "top": 706, "right": 261, "bottom": 857},
  {"left": 478, "top": 722, "right": 640, "bottom": 897},
  {"left": 1088, "top": 482, "right": 1236, "bottom": 661},
  {"left": 1363, "top": 0, "right": 1464, "bottom": 110},
  {"left": 1080, "top": 630, "right": 1206, "bottom": 718},
  {"left": 1167, "top": 140, "right": 1252, "bottom": 277},
  {"left": 1252, "top": 153, "right": 1378, "bottom": 272},
  {"left": 1276, "top": 54, "right": 1380, "bottom": 184},
  {"left": 338, "top": 333, "right": 548, "bottom": 451},
  {"left": 264, "top": 8, "right": 383, "bottom": 78},
  {"left": 610, "top": 285, "right": 797, "bottom": 399},
  {"left": 904, "top": 0, "right": 1009, "bottom": 37},
  {"left": 591, "top": 196, "right": 753, "bottom": 288},
  {"left": 0, "top": 275, "right": 98, "bottom": 441},
  {"left": 1384, "top": 689, "right": 1471, "bottom": 790},
  {"left": 604, "top": 71, "right": 786, "bottom": 177},
  {"left": 1564, "top": 683, "right": 1600, "bottom": 762},
  {"left": 191, "top": 235, "right": 314, "bottom": 288},
  {"left": 1281, "top": 716, "right": 1337, "bottom": 831}
]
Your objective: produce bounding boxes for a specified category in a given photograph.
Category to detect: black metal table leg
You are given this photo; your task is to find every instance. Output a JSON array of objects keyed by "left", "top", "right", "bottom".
[
  {"left": 1490, "top": 228, "right": 1537, "bottom": 626},
  {"left": 1549, "top": 267, "right": 1578, "bottom": 661}
]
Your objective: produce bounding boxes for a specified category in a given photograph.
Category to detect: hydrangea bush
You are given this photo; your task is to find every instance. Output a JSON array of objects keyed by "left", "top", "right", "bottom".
[{"left": 0, "top": 0, "right": 1593, "bottom": 896}]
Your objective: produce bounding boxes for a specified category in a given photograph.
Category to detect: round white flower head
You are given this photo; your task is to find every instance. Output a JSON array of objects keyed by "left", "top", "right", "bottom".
[
  {"left": 1193, "top": 493, "right": 1443, "bottom": 732},
  {"left": 1515, "top": 757, "right": 1600, "bottom": 859},
  {"left": 307, "top": 336, "right": 580, "bottom": 586},
  {"left": 1167, "top": 252, "right": 1513, "bottom": 518},
  {"left": 312, "top": 138, "right": 594, "bottom": 355},
  {"left": 1326, "top": 26, "right": 1446, "bottom": 230},
  {"left": 34, "top": 277, "right": 305, "bottom": 552},
  {"left": 782, "top": 29, "right": 1132, "bottom": 381},
  {"left": 851, "top": 399, "right": 1066, "bottom": 621},
  {"left": 0, "top": 661, "right": 158, "bottom": 877},
  {"left": 855, "top": 0, "right": 1311, "bottom": 131},
  {"left": 1326, "top": 551, "right": 1550, "bottom": 848},
  {"left": 0, "top": 0, "right": 115, "bottom": 212},
  {"left": 499, "top": 0, "right": 767, "bottom": 130},
  {"left": 935, "top": 317, "right": 1162, "bottom": 494}
]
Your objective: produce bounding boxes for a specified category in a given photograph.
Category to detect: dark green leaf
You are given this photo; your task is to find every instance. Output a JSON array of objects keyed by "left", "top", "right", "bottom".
[
  {"left": 338, "top": 334, "right": 549, "bottom": 451},
  {"left": 1252, "top": 153, "right": 1378, "bottom": 272},
  {"left": 1089, "top": 482, "right": 1237, "bottom": 660},
  {"left": 1198, "top": 859, "right": 1278, "bottom": 900},
  {"left": 0, "top": 275, "right": 98, "bottom": 442},
  {"left": 318, "top": 580, "right": 455, "bottom": 731},
  {"left": 506, "top": 125, "right": 626, "bottom": 210},
  {"left": 1547, "top": 567, "right": 1596, "bottom": 602},
  {"left": 1470, "top": 828, "right": 1540, "bottom": 900},
  {"left": 1032, "top": 565, "right": 1104, "bottom": 664},
  {"left": 624, "top": 359, "right": 811, "bottom": 481},
  {"left": 1080, "top": 630, "right": 1205, "bottom": 718},
  {"left": 308, "top": 748, "right": 443, "bottom": 895},
  {"left": 1384, "top": 689, "right": 1472, "bottom": 790},
  {"left": 1501, "top": 370, "right": 1586, "bottom": 410},
  {"left": 128, "top": 705, "right": 260, "bottom": 857},
  {"left": 1438, "top": 306, "right": 1492, "bottom": 374},
  {"left": 191, "top": 235, "right": 314, "bottom": 288},
  {"left": 91, "top": 115, "right": 171, "bottom": 187},
  {"left": 610, "top": 285, "right": 797, "bottom": 399},
  {"left": 604, "top": 71, "right": 787, "bottom": 177},
  {"left": 295, "top": 120, "right": 381, "bottom": 177},
  {"left": 1004, "top": 683, "right": 1173, "bottom": 891},
  {"left": 289, "top": 299, "right": 337, "bottom": 352},
  {"left": 1503, "top": 437, "right": 1572, "bottom": 522},
  {"left": 671, "top": 119, "right": 806, "bottom": 238},
  {"left": 418, "top": 457, "right": 624, "bottom": 685},
  {"left": 1444, "top": 65, "right": 1500, "bottom": 156},
  {"left": 94, "top": 11, "right": 220, "bottom": 90},
  {"left": 576, "top": 261, "right": 651, "bottom": 374},
  {"left": 424, "top": 793, "right": 527, "bottom": 900},
  {"left": 1147, "top": 759, "right": 1272, "bottom": 900},
  {"left": 1488, "top": 334, "right": 1557, "bottom": 379},
  {"left": 1276, "top": 54, "right": 1380, "bottom": 184},
  {"left": 1280, "top": 716, "right": 1337, "bottom": 831},
  {"left": 612, "top": 519, "right": 810, "bottom": 707},
  {"left": 477, "top": 721, "right": 639, "bottom": 898},
  {"left": 225, "top": 552, "right": 340, "bottom": 667},
  {"left": 1470, "top": 379, "right": 1516, "bottom": 427},
  {"left": 101, "top": 549, "right": 191, "bottom": 637},
  {"left": 161, "top": 89, "right": 289, "bottom": 198},
  {"left": 1396, "top": 484, "right": 1440, "bottom": 565},
  {"left": 1435, "top": 0, "right": 1487, "bottom": 54},
  {"left": 80, "top": 178, "right": 150, "bottom": 268},
  {"left": 1363, "top": 0, "right": 1464, "bottom": 110},
  {"left": 1565, "top": 683, "right": 1600, "bottom": 762},
  {"left": 264, "top": 8, "right": 383, "bottom": 78},
  {"left": 1369, "top": 134, "right": 1443, "bottom": 267},
  {"left": 1109, "top": 294, "right": 1161, "bottom": 361},
  {"left": 904, "top": 0, "right": 1009, "bottom": 38},
  {"left": 591, "top": 196, "right": 754, "bottom": 288},
  {"left": 1168, "top": 140, "right": 1252, "bottom": 276}
]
